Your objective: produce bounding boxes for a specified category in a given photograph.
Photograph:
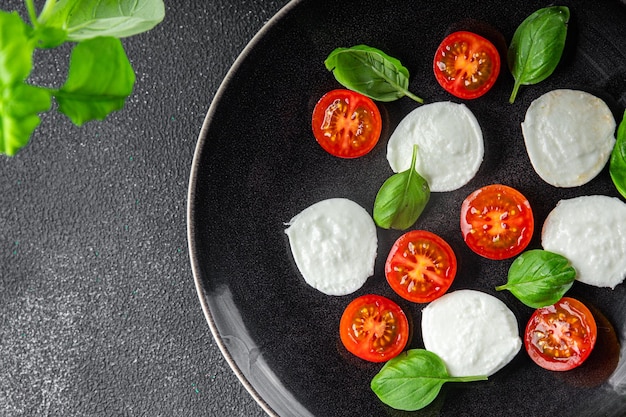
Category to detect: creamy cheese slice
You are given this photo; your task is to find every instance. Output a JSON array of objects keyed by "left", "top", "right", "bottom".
[
  {"left": 386, "top": 101, "right": 484, "bottom": 192},
  {"left": 542, "top": 195, "right": 626, "bottom": 289},
  {"left": 284, "top": 198, "right": 377, "bottom": 296},
  {"left": 521, "top": 89, "right": 616, "bottom": 187},
  {"left": 421, "top": 289, "right": 521, "bottom": 377}
]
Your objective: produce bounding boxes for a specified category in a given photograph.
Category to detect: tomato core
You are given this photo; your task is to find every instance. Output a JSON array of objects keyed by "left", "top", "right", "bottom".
[
  {"left": 525, "top": 297, "right": 597, "bottom": 371},
  {"left": 433, "top": 31, "right": 501, "bottom": 99},
  {"left": 311, "top": 89, "right": 382, "bottom": 158},
  {"left": 460, "top": 184, "right": 534, "bottom": 260},
  {"left": 339, "top": 294, "right": 409, "bottom": 362},
  {"left": 385, "top": 230, "right": 457, "bottom": 303}
]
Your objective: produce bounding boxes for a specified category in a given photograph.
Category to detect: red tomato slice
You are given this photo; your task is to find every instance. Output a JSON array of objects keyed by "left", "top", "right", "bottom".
[
  {"left": 460, "top": 184, "right": 534, "bottom": 260},
  {"left": 311, "top": 89, "right": 382, "bottom": 158},
  {"left": 339, "top": 294, "right": 409, "bottom": 362},
  {"left": 525, "top": 297, "right": 597, "bottom": 371},
  {"left": 433, "top": 31, "right": 501, "bottom": 99},
  {"left": 385, "top": 230, "right": 457, "bottom": 303}
]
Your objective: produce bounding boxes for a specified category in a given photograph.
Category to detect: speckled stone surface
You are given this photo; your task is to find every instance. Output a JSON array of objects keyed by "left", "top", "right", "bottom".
[{"left": 0, "top": 0, "right": 286, "bottom": 416}]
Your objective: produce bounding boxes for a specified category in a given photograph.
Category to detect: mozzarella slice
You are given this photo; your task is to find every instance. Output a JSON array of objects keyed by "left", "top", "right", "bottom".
[
  {"left": 521, "top": 89, "right": 616, "bottom": 187},
  {"left": 421, "top": 289, "right": 521, "bottom": 377},
  {"left": 542, "top": 195, "right": 626, "bottom": 289},
  {"left": 284, "top": 198, "right": 377, "bottom": 296},
  {"left": 386, "top": 101, "right": 484, "bottom": 192}
]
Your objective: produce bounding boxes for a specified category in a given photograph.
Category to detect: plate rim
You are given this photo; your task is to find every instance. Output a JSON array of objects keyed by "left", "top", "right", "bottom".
[
  {"left": 186, "top": 1, "right": 626, "bottom": 415},
  {"left": 186, "top": 1, "right": 304, "bottom": 415}
]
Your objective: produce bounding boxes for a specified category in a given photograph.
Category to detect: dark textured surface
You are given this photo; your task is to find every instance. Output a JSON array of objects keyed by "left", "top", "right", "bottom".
[
  {"left": 188, "top": 1, "right": 626, "bottom": 416},
  {"left": 0, "top": 1, "right": 287, "bottom": 416}
]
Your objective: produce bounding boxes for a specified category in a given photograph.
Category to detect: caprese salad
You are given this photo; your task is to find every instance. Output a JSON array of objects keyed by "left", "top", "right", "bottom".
[{"left": 283, "top": 4, "right": 625, "bottom": 412}]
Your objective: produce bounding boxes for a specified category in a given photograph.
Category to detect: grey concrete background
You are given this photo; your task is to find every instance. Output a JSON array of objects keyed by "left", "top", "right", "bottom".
[{"left": 0, "top": 1, "right": 289, "bottom": 415}]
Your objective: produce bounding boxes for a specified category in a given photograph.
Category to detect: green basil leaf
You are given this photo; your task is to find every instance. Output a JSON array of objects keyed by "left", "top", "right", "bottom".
[
  {"left": 55, "top": 37, "right": 135, "bottom": 125},
  {"left": 0, "top": 83, "right": 52, "bottom": 156},
  {"left": 325, "top": 45, "right": 424, "bottom": 103},
  {"left": 33, "top": 26, "right": 68, "bottom": 49},
  {"left": 0, "top": 10, "right": 51, "bottom": 156},
  {"left": 371, "top": 349, "right": 487, "bottom": 411},
  {"left": 496, "top": 249, "right": 576, "bottom": 308},
  {"left": 39, "top": 0, "right": 165, "bottom": 41},
  {"left": 507, "top": 6, "right": 569, "bottom": 103},
  {"left": 610, "top": 110, "right": 626, "bottom": 199},
  {"left": 0, "top": 10, "right": 35, "bottom": 85},
  {"left": 373, "top": 145, "right": 430, "bottom": 230}
]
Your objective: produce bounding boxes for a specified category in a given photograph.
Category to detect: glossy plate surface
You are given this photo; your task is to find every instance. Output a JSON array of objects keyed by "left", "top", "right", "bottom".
[{"left": 188, "top": 1, "right": 626, "bottom": 415}]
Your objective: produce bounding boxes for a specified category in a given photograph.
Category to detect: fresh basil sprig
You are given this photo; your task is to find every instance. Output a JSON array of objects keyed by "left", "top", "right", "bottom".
[
  {"left": 371, "top": 349, "right": 487, "bottom": 411},
  {"left": 496, "top": 249, "right": 576, "bottom": 308},
  {"left": 0, "top": 0, "right": 165, "bottom": 156},
  {"left": 373, "top": 144, "right": 430, "bottom": 230},
  {"left": 325, "top": 45, "right": 424, "bottom": 103},
  {"left": 507, "top": 6, "right": 570, "bottom": 103},
  {"left": 610, "top": 110, "right": 626, "bottom": 199}
]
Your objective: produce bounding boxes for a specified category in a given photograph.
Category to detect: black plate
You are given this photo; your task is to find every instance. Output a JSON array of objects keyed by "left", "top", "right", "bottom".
[{"left": 188, "top": 1, "right": 626, "bottom": 415}]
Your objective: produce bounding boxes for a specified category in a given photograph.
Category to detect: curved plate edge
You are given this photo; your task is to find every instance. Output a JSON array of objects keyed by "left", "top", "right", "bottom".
[{"left": 186, "top": 1, "right": 305, "bottom": 416}]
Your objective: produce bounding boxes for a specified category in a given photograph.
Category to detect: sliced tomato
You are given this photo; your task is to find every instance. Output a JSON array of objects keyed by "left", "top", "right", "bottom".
[
  {"left": 384, "top": 230, "right": 457, "bottom": 303},
  {"left": 339, "top": 294, "right": 409, "bottom": 362},
  {"left": 433, "top": 31, "right": 501, "bottom": 99},
  {"left": 525, "top": 297, "right": 597, "bottom": 371},
  {"left": 311, "top": 89, "right": 382, "bottom": 158},
  {"left": 460, "top": 184, "right": 534, "bottom": 260}
]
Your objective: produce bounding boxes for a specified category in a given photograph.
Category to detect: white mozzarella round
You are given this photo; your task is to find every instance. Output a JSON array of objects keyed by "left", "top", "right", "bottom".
[
  {"left": 521, "top": 89, "right": 616, "bottom": 188},
  {"left": 421, "top": 289, "right": 521, "bottom": 377},
  {"left": 542, "top": 195, "right": 626, "bottom": 289},
  {"left": 386, "top": 102, "right": 484, "bottom": 192},
  {"left": 284, "top": 198, "right": 377, "bottom": 296}
]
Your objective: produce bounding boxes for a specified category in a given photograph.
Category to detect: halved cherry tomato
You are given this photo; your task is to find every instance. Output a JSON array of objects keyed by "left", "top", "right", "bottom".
[
  {"left": 339, "top": 294, "right": 409, "bottom": 362},
  {"left": 384, "top": 230, "right": 457, "bottom": 303},
  {"left": 525, "top": 297, "right": 597, "bottom": 371},
  {"left": 311, "top": 89, "right": 382, "bottom": 158},
  {"left": 460, "top": 184, "right": 534, "bottom": 260},
  {"left": 433, "top": 31, "right": 501, "bottom": 99}
]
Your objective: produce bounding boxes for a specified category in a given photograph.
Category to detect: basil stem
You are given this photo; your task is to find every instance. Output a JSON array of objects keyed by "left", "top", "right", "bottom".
[
  {"left": 373, "top": 144, "right": 430, "bottom": 230},
  {"left": 325, "top": 44, "right": 424, "bottom": 103},
  {"left": 507, "top": 6, "right": 569, "bottom": 103},
  {"left": 496, "top": 249, "right": 576, "bottom": 308},
  {"left": 371, "top": 349, "right": 487, "bottom": 411},
  {"left": 610, "top": 110, "right": 626, "bottom": 199}
]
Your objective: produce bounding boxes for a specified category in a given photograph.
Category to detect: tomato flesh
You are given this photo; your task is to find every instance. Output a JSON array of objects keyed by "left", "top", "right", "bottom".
[
  {"left": 311, "top": 89, "right": 382, "bottom": 158},
  {"left": 385, "top": 230, "right": 457, "bottom": 303},
  {"left": 525, "top": 297, "right": 597, "bottom": 371},
  {"left": 433, "top": 31, "right": 501, "bottom": 99},
  {"left": 339, "top": 294, "right": 409, "bottom": 362},
  {"left": 460, "top": 184, "right": 534, "bottom": 260}
]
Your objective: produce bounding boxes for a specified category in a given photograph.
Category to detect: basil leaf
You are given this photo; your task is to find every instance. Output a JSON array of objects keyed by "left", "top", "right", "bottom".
[
  {"left": 371, "top": 349, "right": 487, "bottom": 411},
  {"left": 39, "top": 0, "right": 165, "bottom": 41},
  {"left": 33, "top": 26, "right": 68, "bottom": 49},
  {"left": 0, "top": 11, "right": 35, "bottom": 85},
  {"left": 507, "top": 6, "right": 569, "bottom": 103},
  {"left": 373, "top": 145, "right": 430, "bottom": 230},
  {"left": 1, "top": 83, "right": 52, "bottom": 156},
  {"left": 55, "top": 37, "right": 135, "bottom": 125},
  {"left": 496, "top": 249, "right": 576, "bottom": 308},
  {"left": 610, "top": 110, "right": 626, "bottom": 199},
  {"left": 325, "top": 45, "right": 424, "bottom": 103},
  {"left": 0, "top": 10, "right": 52, "bottom": 156}
]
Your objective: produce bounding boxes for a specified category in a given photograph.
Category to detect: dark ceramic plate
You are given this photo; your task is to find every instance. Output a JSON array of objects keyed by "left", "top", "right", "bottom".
[{"left": 187, "top": 0, "right": 626, "bottom": 415}]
